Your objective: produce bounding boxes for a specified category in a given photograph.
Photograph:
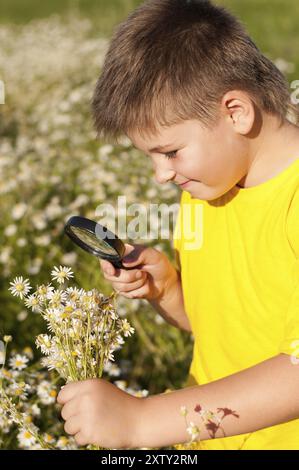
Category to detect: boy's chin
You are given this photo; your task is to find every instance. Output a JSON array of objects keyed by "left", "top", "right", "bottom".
[{"left": 188, "top": 183, "right": 230, "bottom": 201}]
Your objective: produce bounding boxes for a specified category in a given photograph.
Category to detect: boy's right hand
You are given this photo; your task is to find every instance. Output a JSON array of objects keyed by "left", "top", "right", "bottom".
[{"left": 99, "top": 243, "right": 178, "bottom": 301}]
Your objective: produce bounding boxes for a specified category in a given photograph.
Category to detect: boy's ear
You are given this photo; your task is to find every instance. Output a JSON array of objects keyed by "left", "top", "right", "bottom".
[{"left": 221, "top": 90, "right": 255, "bottom": 135}]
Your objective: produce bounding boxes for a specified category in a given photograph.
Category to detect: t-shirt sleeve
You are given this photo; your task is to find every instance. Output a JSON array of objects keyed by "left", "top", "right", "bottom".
[{"left": 278, "top": 187, "right": 299, "bottom": 359}]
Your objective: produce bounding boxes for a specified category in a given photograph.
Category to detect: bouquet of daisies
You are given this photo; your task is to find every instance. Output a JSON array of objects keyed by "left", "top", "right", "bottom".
[
  {"left": 0, "top": 266, "right": 135, "bottom": 449},
  {"left": 8, "top": 266, "right": 134, "bottom": 382}
]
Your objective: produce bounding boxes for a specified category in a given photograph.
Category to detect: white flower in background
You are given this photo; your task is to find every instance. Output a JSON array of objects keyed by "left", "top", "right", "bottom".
[
  {"left": 114, "top": 380, "right": 127, "bottom": 391},
  {"left": 60, "top": 252, "right": 78, "bottom": 266},
  {"left": 31, "top": 213, "right": 47, "bottom": 231},
  {"left": 51, "top": 265, "right": 74, "bottom": 284},
  {"left": 27, "top": 257, "right": 43, "bottom": 275},
  {"left": 43, "top": 433, "right": 55, "bottom": 445},
  {"left": 16, "top": 238, "right": 27, "bottom": 247},
  {"left": 4, "top": 224, "right": 17, "bottom": 237},
  {"left": 103, "top": 361, "right": 121, "bottom": 377},
  {"left": 37, "top": 380, "right": 57, "bottom": 405},
  {"left": 9, "top": 354, "right": 29, "bottom": 371},
  {"left": 17, "top": 310, "right": 28, "bottom": 322},
  {"left": 274, "top": 58, "right": 295, "bottom": 74},
  {"left": 98, "top": 144, "right": 113, "bottom": 158},
  {"left": 8, "top": 382, "right": 31, "bottom": 399},
  {"left": 34, "top": 234, "right": 51, "bottom": 247},
  {"left": 0, "top": 246, "right": 12, "bottom": 264},
  {"left": 9, "top": 277, "right": 32, "bottom": 299},
  {"left": 22, "top": 346, "right": 34, "bottom": 360},
  {"left": 30, "top": 404, "right": 41, "bottom": 417},
  {"left": 56, "top": 436, "right": 70, "bottom": 449},
  {"left": 12, "top": 203, "right": 28, "bottom": 220}
]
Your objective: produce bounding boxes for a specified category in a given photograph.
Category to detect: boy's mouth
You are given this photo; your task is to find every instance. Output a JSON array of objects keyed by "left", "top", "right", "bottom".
[{"left": 179, "top": 179, "right": 192, "bottom": 188}]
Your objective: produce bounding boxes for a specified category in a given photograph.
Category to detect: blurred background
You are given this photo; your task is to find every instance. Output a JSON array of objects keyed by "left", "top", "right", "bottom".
[{"left": 0, "top": 0, "right": 298, "bottom": 449}]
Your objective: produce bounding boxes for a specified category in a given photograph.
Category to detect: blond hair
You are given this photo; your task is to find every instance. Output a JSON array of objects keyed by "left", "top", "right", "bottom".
[{"left": 92, "top": 0, "right": 297, "bottom": 143}]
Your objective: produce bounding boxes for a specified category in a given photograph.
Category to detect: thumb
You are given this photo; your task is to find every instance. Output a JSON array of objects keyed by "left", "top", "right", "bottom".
[
  {"left": 122, "top": 243, "right": 138, "bottom": 265},
  {"left": 122, "top": 243, "right": 159, "bottom": 268}
]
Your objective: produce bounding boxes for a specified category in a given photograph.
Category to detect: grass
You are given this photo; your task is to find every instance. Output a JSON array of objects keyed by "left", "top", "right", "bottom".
[{"left": 1, "top": 0, "right": 298, "bottom": 78}]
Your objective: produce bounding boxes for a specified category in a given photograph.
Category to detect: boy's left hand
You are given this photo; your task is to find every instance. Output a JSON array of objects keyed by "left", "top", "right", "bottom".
[{"left": 57, "top": 378, "right": 144, "bottom": 449}]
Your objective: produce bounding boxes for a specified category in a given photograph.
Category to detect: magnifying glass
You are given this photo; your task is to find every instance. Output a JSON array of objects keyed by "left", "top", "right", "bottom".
[{"left": 64, "top": 216, "right": 132, "bottom": 269}]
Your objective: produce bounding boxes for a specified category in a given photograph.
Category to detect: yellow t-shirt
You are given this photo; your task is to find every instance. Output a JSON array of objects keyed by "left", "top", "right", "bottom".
[{"left": 173, "top": 158, "right": 299, "bottom": 450}]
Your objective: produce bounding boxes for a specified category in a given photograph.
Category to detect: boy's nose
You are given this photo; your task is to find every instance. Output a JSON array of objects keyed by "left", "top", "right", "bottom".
[{"left": 154, "top": 167, "right": 176, "bottom": 184}]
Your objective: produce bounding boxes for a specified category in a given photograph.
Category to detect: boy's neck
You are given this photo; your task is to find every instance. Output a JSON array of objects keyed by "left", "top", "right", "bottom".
[{"left": 237, "top": 115, "right": 299, "bottom": 189}]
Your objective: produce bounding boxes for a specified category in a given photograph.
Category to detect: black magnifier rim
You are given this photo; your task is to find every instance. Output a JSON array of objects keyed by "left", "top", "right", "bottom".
[{"left": 64, "top": 216, "right": 125, "bottom": 263}]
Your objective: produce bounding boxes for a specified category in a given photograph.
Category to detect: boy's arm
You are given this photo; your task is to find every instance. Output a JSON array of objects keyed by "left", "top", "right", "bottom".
[
  {"left": 148, "top": 267, "right": 192, "bottom": 333},
  {"left": 133, "top": 353, "right": 299, "bottom": 448}
]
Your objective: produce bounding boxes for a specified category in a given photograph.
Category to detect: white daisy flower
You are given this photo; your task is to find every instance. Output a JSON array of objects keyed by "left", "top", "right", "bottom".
[
  {"left": 24, "top": 293, "right": 42, "bottom": 312},
  {"left": 8, "top": 381, "right": 31, "bottom": 399},
  {"left": 43, "top": 433, "right": 55, "bottom": 444},
  {"left": 56, "top": 436, "right": 70, "bottom": 449},
  {"left": 36, "top": 283, "right": 54, "bottom": 301},
  {"left": 114, "top": 380, "right": 127, "bottom": 391},
  {"left": 103, "top": 361, "right": 121, "bottom": 377},
  {"left": 8, "top": 276, "right": 32, "bottom": 299},
  {"left": 186, "top": 422, "right": 200, "bottom": 442},
  {"left": 119, "top": 319, "right": 135, "bottom": 337},
  {"left": 51, "top": 265, "right": 74, "bottom": 284},
  {"left": 30, "top": 404, "right": 41, "bottom": 417},
  {"left": 35, "top": 334, "right": 53, "bottom": 355},
  {"left": 180, "top": 406, "right": 188, "bottom": 417},
  {"left": 17, "top": 428, "right": 36, "bottom": 448},
  {"left": 37, "top": 380, "right": 57, "bottom": 405},
  {"left": 66, "top": 286, "right": 84, "bottom": 298},
  {"left": 9, "top": 354, "right": 29, "bottom": 371}
]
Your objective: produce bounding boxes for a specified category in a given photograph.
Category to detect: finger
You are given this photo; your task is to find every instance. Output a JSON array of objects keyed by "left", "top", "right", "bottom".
[
  {"left": 99, "top": 259, "right": 115, "bottom": 276},
  {"left": 74, "top": 431, "right": 88, "bottom": 447},
  {"left": 121, "top": 283, "right": 150, "bottom": 299},
  {"left": 103, "top": 267, "right": 145, "bottom": 283},
  {"left": 122, "top": 244, "right": 158, "bottom": 268},
  {"left": 122, "top": 243, "right": 141, "bottom": 267},
  {"left": 64, "top": 415, "right": 81, "bottom": 436},
  {"left": 57, "top": 381, "right": 80, "bottom": 405},
  {"left": 111, "top": 273, "right": 147, "bottom": 293},
  {"left": 61, "top": 398, "right": 80, "bottom": 421}
]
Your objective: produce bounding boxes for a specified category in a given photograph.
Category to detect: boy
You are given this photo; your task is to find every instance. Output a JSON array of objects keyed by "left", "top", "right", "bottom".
[{"left": 57, "top": 0, "right": 299, "bottom": 449}]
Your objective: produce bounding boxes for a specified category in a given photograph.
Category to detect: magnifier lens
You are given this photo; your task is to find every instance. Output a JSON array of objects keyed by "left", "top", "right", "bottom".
[
  {"left": 64, "top": 216, "right": 129, "bottom": 269},
  {"left": 71, "top": 226, "right": 118, "bottom": 256}
]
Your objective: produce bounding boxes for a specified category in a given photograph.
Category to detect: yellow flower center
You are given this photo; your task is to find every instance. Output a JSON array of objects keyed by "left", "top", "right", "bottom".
[{"left": 15, "top": 360, "right": 24, "bottom": 367}]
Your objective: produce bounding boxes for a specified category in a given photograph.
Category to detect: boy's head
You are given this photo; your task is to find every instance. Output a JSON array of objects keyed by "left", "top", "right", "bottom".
[{"left": 92, "top": 0, "right": 297, "bottom": 200}]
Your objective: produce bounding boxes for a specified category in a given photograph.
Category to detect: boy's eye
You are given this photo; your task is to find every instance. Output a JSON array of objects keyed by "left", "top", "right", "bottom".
[{"left": 164, "top": 150, "right": 177, "bottom": 159}]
